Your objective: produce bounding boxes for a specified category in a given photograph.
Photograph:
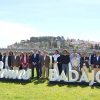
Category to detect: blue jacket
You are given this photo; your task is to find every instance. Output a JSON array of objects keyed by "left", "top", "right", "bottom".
[
  {"left": 93, "top": 56, "right": 100, "bottom": 68},
  {"left": 32, "top": 53, "right": 39, "bottom": 64}
]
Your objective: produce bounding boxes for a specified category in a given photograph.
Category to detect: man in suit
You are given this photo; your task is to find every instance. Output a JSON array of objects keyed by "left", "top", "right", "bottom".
[
  {"left": 32, "top": 49, "right": 39, "bottom": 79},
  {"left": 11, "top": 51, "right": 20, "bottom": 70},
  {"left": 40, "top": 50, "right": 50, "bottom": 80},
  {"left": 80, "top": 51, "right": 89, "bottom": 78},
  {"left": 93, "top": 50, "right": 100, "bottom": 81},
  {"left": 38, "top": 50, "right": 42, "bottom": 77},
  {"left": 3, "top": 51, "right": 12, "bottom": 69},
  {"left": 89, "top": 50, "right": 96, "bottom": 70}
]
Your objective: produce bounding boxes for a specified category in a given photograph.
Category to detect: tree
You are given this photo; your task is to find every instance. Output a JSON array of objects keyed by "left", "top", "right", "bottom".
[
  {"left": 52, "top": 42, "right": 57, "bottom": 48},
  {"left": 75, "top": 45, "right": 81, "bottom": 49}
]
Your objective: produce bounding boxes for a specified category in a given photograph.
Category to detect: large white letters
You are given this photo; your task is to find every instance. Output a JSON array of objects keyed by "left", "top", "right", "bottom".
[
  {"left": 58, "top": 70, "right": 68, "bottom": 82},
  {"left": 79, "top": 71, "right": 89, "bottom": 83},
  {"left": 0, "top": 69, "right": 31, "bottom": 80},
  {"left": 49, "top": 69, "right": 58, "bottom": 81},
  {"left": 69, "top": 70, "right": 79, "bottom": 82}
]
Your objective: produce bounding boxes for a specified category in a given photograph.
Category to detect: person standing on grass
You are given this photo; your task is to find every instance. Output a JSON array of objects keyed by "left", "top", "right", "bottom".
[
  {"left": 70, "top": 49, "right": 80, "bottom": 70},
  {"left": 32, "top": 49, "right": 39, "bottom": 79},
  {"left": 89, "top": 50, "right": 96, "bottom": 70},
  {"left": 3, "top": 51, "right": 11, "bottom": 70},
  {"left": 61, "top": 49, "right": 70, "bottom": 76},
  {"left": 21, "top": 52, "right": 29, "bottom": 71},
  {"left": 71, "top": 53, "right": 80, "bottom": 79},
  {"left": 80, "top": 51, "right": 89, "bottom": 78},
  {"left": 19, "top": 52, "right": 24, "bottom": 70},
  {"left": 93, "top": 50, "right": 100, "bottom": 81},
  {"left": 52, "top": 50, "right": 60, "bottom": 76},
  {"left": 9, "top": 51, "right": 13, "bottom": 70},
  {"left": 40, "top": 50, "right": 50, "bottom": 80},
  {"left": 11, "top": 51, "right": 21, "bottom": 70},
  {"left": 38, "top": 50, "right": 42, "bottom": 77},
  {"left": 29, "top": 51, "right": 33, "bottom": 69}
]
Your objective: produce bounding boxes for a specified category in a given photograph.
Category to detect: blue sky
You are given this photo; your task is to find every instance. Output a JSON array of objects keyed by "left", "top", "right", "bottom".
[{"left": 0, "top": 0, "right": 100, "bottom": 47}]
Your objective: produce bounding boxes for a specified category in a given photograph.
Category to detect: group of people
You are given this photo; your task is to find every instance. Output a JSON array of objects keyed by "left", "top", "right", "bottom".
[
  {"left": 52, "top": 49, "right": 99, "bottom": 81},
  {"left": 0, "top": 49, "right": 99, "bottom": 81},
  {"left": 0, "top": 49, "right": 50, "bottom": 80}
]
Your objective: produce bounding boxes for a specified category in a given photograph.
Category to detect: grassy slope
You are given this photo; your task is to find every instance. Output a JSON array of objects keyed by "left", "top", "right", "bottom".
[{"left": 0, "top": 72, "right": 100, "bottom": 100}]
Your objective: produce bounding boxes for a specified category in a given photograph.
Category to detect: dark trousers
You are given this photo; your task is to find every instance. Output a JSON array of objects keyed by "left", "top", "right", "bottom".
[
  {"left": 32, "top": 64, "right": 39, "bottom": 78},
  {"left": 19, "top": 64, "right": 23, "bottom": 70},
  {"left": 58, "top": 63, "right": 62, "bottom": 75},
  {"left": 39, "top": 63, "right": 42, "bottom": 77}
]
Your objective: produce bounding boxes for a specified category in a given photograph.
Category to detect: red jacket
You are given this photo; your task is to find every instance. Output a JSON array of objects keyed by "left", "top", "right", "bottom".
[{"left": 21, "top": 57, "right": 29, "bottom": 68}]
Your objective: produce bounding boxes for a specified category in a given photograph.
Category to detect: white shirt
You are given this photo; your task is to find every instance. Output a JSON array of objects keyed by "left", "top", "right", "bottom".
[
  {"left": 44, "top": 56, "right": 46, "bottom": 64},
  {"left": 97, "top": 56, "right": 99, "bottom": 61},
  {"left": 14, "top": 55, "right": 17, "bottom": 59},
  {"left": 44, "top": 56, "right": 46, "bottom": 61},
  {"left": 52, "top": 54, "right": 60, "bottom": 62},
  {"left": 5, "top": 56, "right": 8, "bottom": 66},
  {"left": 24, "top": 57, "right": 26, "bottom": 63},
  {"left": 34, "top": 54, "right": 36, "bottom": 58}
]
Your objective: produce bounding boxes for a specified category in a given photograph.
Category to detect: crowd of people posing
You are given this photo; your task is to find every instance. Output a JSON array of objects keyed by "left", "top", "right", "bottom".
[{"left": 0, "top": 49, "right": 99, "bottom": 81}]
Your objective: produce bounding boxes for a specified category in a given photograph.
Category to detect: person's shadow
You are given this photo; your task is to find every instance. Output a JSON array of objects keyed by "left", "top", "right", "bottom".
[{"left": 31, "top": 77, "right": 47, "bottom": 85}]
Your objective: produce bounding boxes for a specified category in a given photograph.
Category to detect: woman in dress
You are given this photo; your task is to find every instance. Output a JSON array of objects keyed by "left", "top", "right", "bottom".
[
  {"left": 21, "top": 52, "right": 29, "bottom": 71},
  {"left": 52, "top": 50, "right": 60, "bottom": 76},
  {"left": 71, "top": 53, "right": 80, "bottom": 79}
]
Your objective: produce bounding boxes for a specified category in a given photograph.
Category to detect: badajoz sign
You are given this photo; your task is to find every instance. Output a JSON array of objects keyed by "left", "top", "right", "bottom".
[
  {"left": 49, "top": 69, "right": 100, "bottom": 86},
  {"left": 0, "top": 61, "right": 31, "bottom": 81},
  {"left": 0, "top": 69, "right": 31, "bottom": 80}
]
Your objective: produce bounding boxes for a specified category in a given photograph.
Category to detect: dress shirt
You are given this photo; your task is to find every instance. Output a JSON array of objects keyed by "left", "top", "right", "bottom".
[
  {"left": 34, "top": 54, "right": 36, "bottom": 58},
  {"left": 24, "top": 57, "right": 26, "bottom": 63},
  {"left": 14, "top": 55, "right": 17, "bottom": 59},
  {"left": 97, "top": 56, "right": 99, "bottom": 61},
  {"left": 44, "top": 56, "right": 46, "bottom": 61},
  {"left": 5, "top": 56, "right": 8, "bottom": 66}
]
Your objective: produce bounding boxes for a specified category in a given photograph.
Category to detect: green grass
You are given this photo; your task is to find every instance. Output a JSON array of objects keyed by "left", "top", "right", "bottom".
[{"left": 0, "top": 71, "right": 100, "bottom": 100}]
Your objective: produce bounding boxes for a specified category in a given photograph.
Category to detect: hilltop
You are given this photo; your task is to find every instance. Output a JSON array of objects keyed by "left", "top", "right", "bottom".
[{"left": 7, "top": 36, "right": 100, "bottom": 50}]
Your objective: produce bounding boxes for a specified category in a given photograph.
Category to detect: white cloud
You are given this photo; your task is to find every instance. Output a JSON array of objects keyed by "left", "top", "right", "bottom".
[{"left": 0, "top": 22, "right": 37, "bottom": 48}]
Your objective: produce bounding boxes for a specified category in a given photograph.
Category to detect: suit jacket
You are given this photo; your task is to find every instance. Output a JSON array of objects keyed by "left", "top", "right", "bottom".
[
  {"left": 39, "top": 54, "right": 42, "bottom": 64},
  {"left": 32, "top": 53, "right": 39, "bottom": 64},
  {"left": 3, "top": 55, "right": 12, "bottom": 68},
  {"left": 80, "top": 56, "right": 89, "bottom": 68},
  {"left": 40, "top": 55, "right": 50, "bottom": 68},
  {"left": 29, "top": 55, "right": 32, "bottom": 64},
  {"left": 0, "top": 55, "right": 2, "bottom": 61},
  {"left": 93, "top": 56, "right": 100, "bottom": 68},
  {"left": 11, "top": 55, "right": 21, "bottom": 67},
  {"left": 21, "top": 57, "right": 29, "bottom": 68}
]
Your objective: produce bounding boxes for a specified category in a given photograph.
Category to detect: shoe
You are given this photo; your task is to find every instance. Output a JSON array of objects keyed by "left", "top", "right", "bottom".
[{"left": 41, "top": 77, "right": 44, "bottom": 79}]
